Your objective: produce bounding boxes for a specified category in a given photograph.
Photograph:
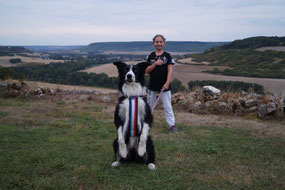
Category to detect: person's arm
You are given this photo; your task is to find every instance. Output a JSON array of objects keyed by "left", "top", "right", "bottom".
[
  {"left": 163, "top": 64, "right": 173, "bottom": 90},
  {"left": 145, "top": 58, "right": 163, "bottom": 74},
  {"left": 163, "top": 54, "right": 175, "bottom": 90}
]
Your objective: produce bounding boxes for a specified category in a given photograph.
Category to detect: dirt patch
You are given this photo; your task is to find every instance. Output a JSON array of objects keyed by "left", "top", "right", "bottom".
[
  {"left": 153, "top": 107, "right": 285, "bottom": 138},
  {"left": 176, "top": 57, "right": 211, "bottom": 65}
]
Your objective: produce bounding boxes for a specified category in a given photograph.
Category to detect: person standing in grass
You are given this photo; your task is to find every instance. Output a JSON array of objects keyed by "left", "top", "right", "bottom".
[{"left": 145, "top": 34, "right": 177, "bottom": 132}]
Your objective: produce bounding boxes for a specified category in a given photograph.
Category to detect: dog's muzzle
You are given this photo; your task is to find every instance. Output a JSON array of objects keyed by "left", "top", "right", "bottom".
[{"left": 126, "top": 74, "right": 133, "bottom": 83}]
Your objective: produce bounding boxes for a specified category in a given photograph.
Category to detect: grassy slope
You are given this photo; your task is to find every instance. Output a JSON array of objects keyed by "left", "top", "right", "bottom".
[
  {"left": 187, "top": 36, "right": 285, "bottom": 79},
  {"left": 0, "top": 95, "right": 285, "bottom": 189}
]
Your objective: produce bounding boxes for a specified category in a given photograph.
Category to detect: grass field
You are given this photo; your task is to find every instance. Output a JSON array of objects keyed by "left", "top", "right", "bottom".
[{"left": 0, "top": 94, "right": 285, "bottom": 189}]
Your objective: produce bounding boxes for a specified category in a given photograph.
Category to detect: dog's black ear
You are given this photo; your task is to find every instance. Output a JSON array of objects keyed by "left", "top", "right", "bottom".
[
  {"left": 113, "top": 61, "right": 126, "bottom": 70},
  {"left": 136, "top": 62, "right": 148, "bottom": 70}
]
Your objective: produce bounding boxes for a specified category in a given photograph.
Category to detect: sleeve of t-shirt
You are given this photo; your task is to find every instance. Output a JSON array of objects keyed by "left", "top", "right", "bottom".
[
  {"left": 167, "top": 54, "right": 175, "bottom": 65},
  {"left": 146, "top": 54, "right": 151, "bottom": 66}
]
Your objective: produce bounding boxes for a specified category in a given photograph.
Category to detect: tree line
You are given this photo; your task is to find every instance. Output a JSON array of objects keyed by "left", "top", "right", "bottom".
[{"left": 1, "top": 55, "right": 119, "bottom": 89}]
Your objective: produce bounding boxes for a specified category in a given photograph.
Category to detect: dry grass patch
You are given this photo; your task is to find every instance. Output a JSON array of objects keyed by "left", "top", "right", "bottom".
[{"left": 0, "top": 55, "right": 65, "bottom": 67}]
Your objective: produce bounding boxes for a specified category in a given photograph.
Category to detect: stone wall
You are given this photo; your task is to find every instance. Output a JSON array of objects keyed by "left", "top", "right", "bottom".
[{"left": 172, "top": 86, "right": 285, "bottom": 120}]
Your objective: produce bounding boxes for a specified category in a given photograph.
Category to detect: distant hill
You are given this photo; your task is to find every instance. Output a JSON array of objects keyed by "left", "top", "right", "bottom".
[
  {"left": 24, "top": 45, "right": 84, "bottom": 53},
  {"left": 185, "top": 36, "right": 285, "bottom": 79},
  {"left": 81, "top": 41, "right": 228, "bottom": 53},
  {"left": 219, "top": 36, "right": 285, "bottom": 50},
  {"left": 23, "top": 41, "right": 229, "bottom": 54},
  {"left": 0, "top": 46, "right": 32, "bottom": 56}
]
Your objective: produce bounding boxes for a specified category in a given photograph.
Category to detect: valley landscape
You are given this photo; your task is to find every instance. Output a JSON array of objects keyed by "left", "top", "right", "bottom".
[{"left": 1, "top": 37, "right": 285, "bottom": 189}]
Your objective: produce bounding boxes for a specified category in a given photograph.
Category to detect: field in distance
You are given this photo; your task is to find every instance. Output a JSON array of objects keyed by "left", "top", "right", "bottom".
[
  {"left": 0, "top": 54, "right": 65, "bottom": 67},
  {"left": 80, "top": 60, "right": 285, "bottom": 96}
]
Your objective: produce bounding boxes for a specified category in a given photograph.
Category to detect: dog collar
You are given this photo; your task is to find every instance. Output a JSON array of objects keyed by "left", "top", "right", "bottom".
[{"left": 129, "top": 96, "right": 138, "bottom": 137}]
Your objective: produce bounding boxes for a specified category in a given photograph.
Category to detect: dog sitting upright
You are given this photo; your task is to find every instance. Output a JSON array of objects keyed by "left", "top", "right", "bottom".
[{"left": 112, "top": 61, "right": 155, "bottom": 170}]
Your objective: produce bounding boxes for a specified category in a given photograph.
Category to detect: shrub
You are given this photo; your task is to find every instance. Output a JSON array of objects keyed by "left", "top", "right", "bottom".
[{"left": 9, "top": 58, "right": 21, "bottom": 64}]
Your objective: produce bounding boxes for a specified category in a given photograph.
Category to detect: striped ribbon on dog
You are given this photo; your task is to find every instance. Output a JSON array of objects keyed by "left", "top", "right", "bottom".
[{"left": 129, "top": 96, "right": 138, "bottom": 137}]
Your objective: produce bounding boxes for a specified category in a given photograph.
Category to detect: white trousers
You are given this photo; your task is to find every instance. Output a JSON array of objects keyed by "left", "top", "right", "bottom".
[{"left": 148, "top": 90, "right": 175, "bottom": 127}]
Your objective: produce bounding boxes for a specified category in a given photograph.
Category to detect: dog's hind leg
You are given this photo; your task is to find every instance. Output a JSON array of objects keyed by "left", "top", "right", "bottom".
[
  {"left": 146, "top": 136, "right": 156, "bottom": 170},
  {"left": 112, "top": 138, "right": 121, "bottom": 167},
  {"left": 138, "top": 123, "right": 150, "bottom": 157},
  {"left": 117, "top": 126, "right": 128, "bottom": 158}
]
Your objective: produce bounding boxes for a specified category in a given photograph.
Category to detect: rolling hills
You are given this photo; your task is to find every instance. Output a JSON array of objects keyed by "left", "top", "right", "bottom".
[
  {"left": 81, "top": 41, "right": 228, "bottom": 53},
  {"left": 22, "top": 41, "right": 228, "bottom": 54},
  {"left": 181, "top": 36, "right": 285, "bottom": 79}
]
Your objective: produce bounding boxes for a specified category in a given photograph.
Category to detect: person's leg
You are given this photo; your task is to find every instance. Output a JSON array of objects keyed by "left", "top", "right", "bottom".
[
  {"left": 148, "top": 90, "right": 158, "bottom": 110},
  {"left": 160, "top": 91, "right": 175, "bottom": 128}
]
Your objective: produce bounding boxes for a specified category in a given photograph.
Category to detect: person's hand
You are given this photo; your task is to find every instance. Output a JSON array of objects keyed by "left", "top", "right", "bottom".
[
  {"left": 163, "top": 82, "right": 169, "bottom": 91},
  {"left": 154, "top": 57, "right": 163, "bottom": 66}
]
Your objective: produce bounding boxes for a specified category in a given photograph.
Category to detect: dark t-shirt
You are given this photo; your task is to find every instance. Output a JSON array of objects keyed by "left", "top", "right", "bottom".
[{"left": 146, "top": 51, "right": 175, "bottom": 92}]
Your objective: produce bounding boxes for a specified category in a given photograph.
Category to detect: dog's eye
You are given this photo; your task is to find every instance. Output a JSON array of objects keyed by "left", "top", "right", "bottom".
[{"left": 132, "top": 68, "right": 137, "bottom": 73}]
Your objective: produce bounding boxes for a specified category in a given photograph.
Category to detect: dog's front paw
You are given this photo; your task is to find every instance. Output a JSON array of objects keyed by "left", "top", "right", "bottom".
[
  {"left": 119, "top": 143, "right": 128, "bottom": 158},
  {"left": 112, "top": 161, "right": 120, "bottom": 167},
  {"left": 138, "top": 142, "right": 146, "bottom": 156},
  {"left": 148, "top": 163, "right": 156, "bottom": 170}
]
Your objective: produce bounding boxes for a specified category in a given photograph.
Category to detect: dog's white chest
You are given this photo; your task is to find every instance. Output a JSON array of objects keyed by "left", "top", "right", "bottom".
[
  {"left": 122, "top": 83, "right": 146, "bottom": 97},
  {"left": 119, "top": 98, "right": 146, "bottom": 119},
  {"left": 119, "top": 97, "right": 146, "bottom": 135}
]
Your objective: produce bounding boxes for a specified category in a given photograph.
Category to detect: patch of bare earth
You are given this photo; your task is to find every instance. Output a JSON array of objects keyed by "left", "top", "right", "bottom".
[
  {"left": 152, "top": 104, "right": 285, "bottom": 138},
  {"left": 176, "top": 57, "right": 211, "bottom": 65}
]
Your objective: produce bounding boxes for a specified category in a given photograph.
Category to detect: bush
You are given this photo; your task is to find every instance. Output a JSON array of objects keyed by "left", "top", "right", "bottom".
[
  {"left": 9, "top": 58, "right": 21, "bottom": 64},
  {"left": 170, "top": 78, "right": 186, "bottom": 93},
  {"left": 0, "top": 67, "right": 14, "bottom": 80}
]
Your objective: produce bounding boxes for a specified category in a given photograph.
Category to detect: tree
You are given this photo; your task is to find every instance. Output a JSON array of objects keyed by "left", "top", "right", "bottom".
[
  {"left": 9, "top": 58, "right": 21, "bottom": 64},
  {"left": 170, "top": 78, "right": 186, "bottom": 93},
  {"left": 0, "top": 67, "right": 14, "bottom": 80}
]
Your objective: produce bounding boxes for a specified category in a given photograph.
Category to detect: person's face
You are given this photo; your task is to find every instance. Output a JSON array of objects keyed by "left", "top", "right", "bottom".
[{"left": 153, "top": 36, "right": 165, "bottom": 50}]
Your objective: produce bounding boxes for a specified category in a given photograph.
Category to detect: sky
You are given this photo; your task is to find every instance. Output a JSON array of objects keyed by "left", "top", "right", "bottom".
[{"left": 0, "top": 0, "right": 285, "bottom": 45}]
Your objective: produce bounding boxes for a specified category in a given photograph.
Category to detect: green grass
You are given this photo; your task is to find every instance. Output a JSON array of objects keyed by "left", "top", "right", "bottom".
[{"left": 0, "top": 97, "right": 285, "bottom": 189}]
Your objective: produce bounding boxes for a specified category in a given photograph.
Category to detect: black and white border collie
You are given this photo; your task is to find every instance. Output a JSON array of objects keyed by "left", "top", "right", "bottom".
[{"left": 112, "top": 61, "right": 155, "bottom": 170}]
